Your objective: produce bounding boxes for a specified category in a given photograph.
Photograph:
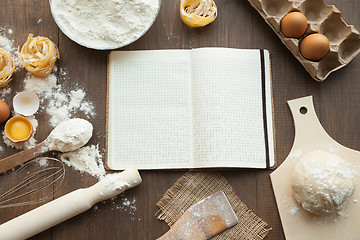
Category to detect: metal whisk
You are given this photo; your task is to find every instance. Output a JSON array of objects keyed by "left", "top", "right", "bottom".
[{"left": 0, "top": 157, "right": 65, "bottom": 208}]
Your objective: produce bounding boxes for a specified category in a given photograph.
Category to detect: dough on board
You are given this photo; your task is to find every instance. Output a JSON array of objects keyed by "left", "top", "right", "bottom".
[{"left": 291, "top": 150, "right": 355, "bottom": 216}]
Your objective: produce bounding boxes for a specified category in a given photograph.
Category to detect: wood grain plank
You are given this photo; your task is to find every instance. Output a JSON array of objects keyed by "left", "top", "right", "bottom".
[
  {"left": 0, "top": 0, "right": 359, "bottom": 239},
  {"left": 0, "top": 1, "right": 59, "bottom": 240}
]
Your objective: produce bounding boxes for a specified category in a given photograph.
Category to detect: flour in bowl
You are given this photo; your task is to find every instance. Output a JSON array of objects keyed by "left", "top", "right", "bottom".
[{"left": 50, "top": 0, "right": 160, "bottom": 49}]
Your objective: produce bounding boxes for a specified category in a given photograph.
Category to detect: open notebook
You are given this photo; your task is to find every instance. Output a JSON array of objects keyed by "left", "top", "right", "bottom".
[{"left": 106, "top": 48, "right": 275, "bottom": 170}]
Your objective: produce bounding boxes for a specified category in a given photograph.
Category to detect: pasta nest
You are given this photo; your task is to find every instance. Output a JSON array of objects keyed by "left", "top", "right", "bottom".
[
  {"left": 18, "top": 34, "right": 59, "bottom": 77},
  {"left": 0, "top": 48, "right": 15, "bottom": 87},
  {"left": 180, "top": 0, "right": 217, "bottom": 28}
]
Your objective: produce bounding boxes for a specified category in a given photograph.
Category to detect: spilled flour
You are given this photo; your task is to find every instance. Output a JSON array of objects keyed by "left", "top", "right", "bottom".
[
  {"left": 23, "top": 71, "right": 95, "bottom": 127},
  {"left": 111, "top": 195, "right": 138, "bottom": 220},
  {"left": 60, "top": 144, "right": 106, "bottom": 179},
  {"left": 3, "top": 69, "right": 95, "bottom": 150},
  {"left": 94, "top": 193, "right": 139, "bottom": 221},
  {"left": 0, "top": 86, "right": 11, "bottom": 98},
  {"left": 0, "top": 26, "right": 137, "bottom": 218},
  {"left": 0, "top": 26, "right": 20, "bottom": 68}
]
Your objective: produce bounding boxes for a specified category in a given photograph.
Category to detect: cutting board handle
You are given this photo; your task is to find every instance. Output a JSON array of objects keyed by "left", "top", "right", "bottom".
[{"left": 287, "top": 96, "right": 331, "bottom": 146}]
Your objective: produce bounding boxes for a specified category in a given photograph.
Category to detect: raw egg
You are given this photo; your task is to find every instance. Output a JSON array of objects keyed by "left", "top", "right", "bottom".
[
  {"left": 281, "top": 12, "right": 308, "bottom": 39},
  {"left": 0, "top": 99, "right": 10, "bottom": 123},
  {"left": 300, "top": 33, "right": 330, "bottom": 61},
  {"left": 13, "top": 91, "right": 40, "bottom": 116},
  {"left": 5, "top": 116, "right": 33, "bottom": 142}
]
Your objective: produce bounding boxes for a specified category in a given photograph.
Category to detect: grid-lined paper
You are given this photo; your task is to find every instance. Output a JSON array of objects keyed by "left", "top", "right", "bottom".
[
  {"left": 107, "top": 48, "right": 273, "bottom": 170},
  {"left": 191, "top": 49, "right": 265, "bottom": 168},
  {"left": 108, "top": 51, "right": 193, "bottom": 169}
]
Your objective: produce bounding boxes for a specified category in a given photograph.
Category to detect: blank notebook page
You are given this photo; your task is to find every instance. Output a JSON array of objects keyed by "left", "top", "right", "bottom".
[
  {"left": 191, "top": 48, "right": 270, "bottom": 168},
  {"left": 108, "top": 51, "right": 193, "bottom": 169}
]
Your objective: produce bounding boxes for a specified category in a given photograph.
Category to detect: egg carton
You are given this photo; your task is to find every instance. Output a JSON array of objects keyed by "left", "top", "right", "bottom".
[{"left": 248, "top": 0, "right": 360, "bottom": 81}]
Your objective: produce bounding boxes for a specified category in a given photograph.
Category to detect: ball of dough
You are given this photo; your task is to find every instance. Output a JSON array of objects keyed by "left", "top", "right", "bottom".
[{"left": 291, "top": 150, "right": 355, "bottom": 216}]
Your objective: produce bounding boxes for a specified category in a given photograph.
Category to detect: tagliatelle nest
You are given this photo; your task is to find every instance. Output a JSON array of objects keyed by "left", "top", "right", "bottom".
[
  {"left": 0, "top": 48, "right": 15, "bottom": 87},
  {"left": 180, "top": 0, "right": 217, "bottom": 28},
  {"left": 18, "top": 34, "right": 59, "bottom": 77}
]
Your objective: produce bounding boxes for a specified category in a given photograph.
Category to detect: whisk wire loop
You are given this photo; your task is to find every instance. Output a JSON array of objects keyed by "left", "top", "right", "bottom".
[{"left": 0, "top": 157, "right": 65, "bottom": 208}]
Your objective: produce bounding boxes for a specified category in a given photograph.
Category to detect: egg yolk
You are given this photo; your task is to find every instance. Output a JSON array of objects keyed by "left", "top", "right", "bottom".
[{"left": 9, "top": 120, "right": 31, "bottom": 140}]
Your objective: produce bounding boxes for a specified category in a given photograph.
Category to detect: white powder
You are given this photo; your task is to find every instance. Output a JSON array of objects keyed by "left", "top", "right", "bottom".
[
  {"left": 38, "top": 157, "right": 49, "bottom": 167},
  {"left": 0, "top": 27, "right": 20, "bottom": 68},
  {"left": 289, "top": 206, "right": 299, "bottom": 216},
  {"left": 24, "top": 73, "right": 57, "bottom": 99},
  {"left": 110, "top": 195, "right": 138, "bottom": 220},
  {"left": 51, "top": 0, "right": 160, "bottom": 49},
  {"left": 93, "top": 194, "right": 138, "bottom": 220},
  {"left": 24, "top": 72, "right": 95, "bottom": 127},
  {"left": 60, "top": 144, "right": 106, "bottom": 179},
  {"left": 0, "top": 86, "right": 11, "bottom": 98},
  {"left": 0, "top": 35, "right": 15, "bottom": 55},
  {"left": 47, "top": 118, "right": 93, "bottom": 152},
  {"left": 337, "top": 211, "right": 347, "bottom": 219}
]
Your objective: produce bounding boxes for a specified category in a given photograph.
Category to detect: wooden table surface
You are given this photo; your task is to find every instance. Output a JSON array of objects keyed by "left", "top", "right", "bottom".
[{"left": 1, "top": 0, "right": 360, "bottom": 239}]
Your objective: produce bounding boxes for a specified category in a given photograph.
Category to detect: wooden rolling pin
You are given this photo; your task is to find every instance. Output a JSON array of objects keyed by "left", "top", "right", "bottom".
[{"left": 0, "top": 168, "right": 142, "bottom": 240}]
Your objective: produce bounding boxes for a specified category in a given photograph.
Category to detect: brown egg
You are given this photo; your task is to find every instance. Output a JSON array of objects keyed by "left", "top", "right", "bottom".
[
  {"left": 281, "top": 12, "right": 308, "bottom": 39},
  {"left": 0, "top": 99, "right": 10, "bottom": 123},
  {"left": 300, "top": 33, "right": 330, "bottom": 61}
]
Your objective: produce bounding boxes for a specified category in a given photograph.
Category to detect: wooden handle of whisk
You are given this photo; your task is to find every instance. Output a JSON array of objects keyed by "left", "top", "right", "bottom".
[
  {"left": 0, "top": 142, "right": 47, "bottom": 174},
  {"left": 0, "top": 168, "right": 142, "bottom": 240}
]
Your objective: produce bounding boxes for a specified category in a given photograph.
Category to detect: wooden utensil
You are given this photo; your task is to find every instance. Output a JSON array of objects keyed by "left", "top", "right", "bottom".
[
  {"left": 0, "top": 118, "right": 92, "bottom": 174},
  {"left": 0, "top": 141, "right": 51, "bottom": 174},
  {"left": 157, "top": 191, "right": 238, "bottom": 240},
  {"left": 271, "top": 96, "right": 360, "bottom": 240},
  {"left": 0, "top": 168, "right": 142, "bottom": 240}
]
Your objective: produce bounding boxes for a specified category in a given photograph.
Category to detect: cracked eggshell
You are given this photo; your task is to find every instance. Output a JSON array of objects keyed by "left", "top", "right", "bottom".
[{"left": 13, "top": 91, "right": 40, "bottom": 116}]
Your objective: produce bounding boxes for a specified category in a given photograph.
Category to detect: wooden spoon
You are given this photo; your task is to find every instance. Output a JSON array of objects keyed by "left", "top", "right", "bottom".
[{"left": 0, "top": 118, "right": 93, "bottom": 174}]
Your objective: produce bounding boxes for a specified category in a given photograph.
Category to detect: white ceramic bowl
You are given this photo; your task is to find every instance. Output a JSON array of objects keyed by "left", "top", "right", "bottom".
[{"left": 49, "top": 0, "right": 162, "bottom": 50}]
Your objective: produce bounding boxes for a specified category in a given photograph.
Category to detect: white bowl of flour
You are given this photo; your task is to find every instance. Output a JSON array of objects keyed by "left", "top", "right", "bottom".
[{"left": 49, "top": 0, "right": 161, "bottom": 50}]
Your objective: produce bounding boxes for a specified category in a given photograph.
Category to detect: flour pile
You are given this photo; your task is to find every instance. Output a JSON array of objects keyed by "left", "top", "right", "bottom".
[
  {"left": 0, "top": 25, "right": 138, "bottom": 217},
  {"left": 0, "top": 86, "right": 11, "bottom": 98},
  {"left": 24, "top": 71, "right": 95, "bottom": 128},
  {"left": 51, "top": 0, "right": 160, "bottom": 49},
  {"left": 60, "top": 145, "right": 106, "bottom": 179},
  {"left": 2, "top": 70, "right": 95, "bottom": 150},
  {"left": 46, "top": 118, "right": 93, "bottom": 152}
]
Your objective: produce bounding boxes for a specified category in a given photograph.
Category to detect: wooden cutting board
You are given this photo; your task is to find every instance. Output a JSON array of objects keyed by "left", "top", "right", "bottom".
[{"left": 271, "top": 96, "right": 360, "bottom": 240}]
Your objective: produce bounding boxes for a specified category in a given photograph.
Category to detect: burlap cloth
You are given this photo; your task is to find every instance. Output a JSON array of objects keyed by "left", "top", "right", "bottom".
[{"left": 156, "top": 171, "right": 271, "bottom": 240}]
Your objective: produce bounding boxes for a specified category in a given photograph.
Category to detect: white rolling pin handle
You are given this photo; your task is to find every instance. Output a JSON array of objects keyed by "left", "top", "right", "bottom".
[
  {"left": 0, "top": 188, "right": 97, "bottom": 240},
  {"left": 0, "top": 168, "right": 142, "bottom": 240}
]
